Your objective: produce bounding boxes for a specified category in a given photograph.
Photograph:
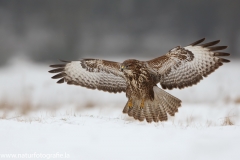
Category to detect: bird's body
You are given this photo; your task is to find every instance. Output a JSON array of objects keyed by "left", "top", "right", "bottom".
[
  {"left": 123, "top": 59, "right": 155, "bottom": 100},
  {"left": 121, "top": 59, "right": 181, "bottom": 122},
  {"left": 49, "top": 38, "right": 230, "bottom": 123}
]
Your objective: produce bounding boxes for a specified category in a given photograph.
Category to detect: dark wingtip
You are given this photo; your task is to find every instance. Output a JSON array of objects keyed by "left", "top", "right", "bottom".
[
  {"left": 220, "top": 58, "right": 230, "bottom": 63},
  {"left": 190, "top": 38, "right": 205, "bottom": 46},
  {"left": 59, "top": 59, "right": 71, "bottom": 63},
  {"left": 209, "top": 46, "right": 228, "bottom": 51},
  {"left": 214, "top": 52, "right": 230, "bottom": 56},
  {"left": 49, "top": 60, "right": 68, "bottom": 84},
  {"left": 50, "top": 64, "right": 66, "bottom": 68},
  {"left": 57, "top": 78, "right": 65, "bottom": 83},
  {"left": 48, "top": 68, "right": 64, "bottom": 73},
  {"left": 201, "top": 40, "right": 220, "bottom": 47},
  {"left": 51, "top": 73, "right": 66, "bottom": 79}
]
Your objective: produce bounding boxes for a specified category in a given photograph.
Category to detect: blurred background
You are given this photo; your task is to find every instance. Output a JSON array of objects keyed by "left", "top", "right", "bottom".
[
  {"left": 0, "top": 0, "right": 239, "bottom": 124},
  {"left": 0, "top": 0, "right": 239, "bottom": 65},
  {"left": 1, "top": 2, "right": 240, "bottom": 159}
]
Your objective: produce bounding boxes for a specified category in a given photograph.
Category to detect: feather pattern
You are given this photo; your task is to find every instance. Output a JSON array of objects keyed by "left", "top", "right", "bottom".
[
  {"left": 147, "top": 38, "right": 230, "bottom": 90},
  {"left": 49, "top": 59, "right": 127, "bottom": 93},
  {"left": 49, "top": 38, "right": 230, "bottom": 123},
  {"left": 123, "top": 86, "right": 181, "bottom": 123}
]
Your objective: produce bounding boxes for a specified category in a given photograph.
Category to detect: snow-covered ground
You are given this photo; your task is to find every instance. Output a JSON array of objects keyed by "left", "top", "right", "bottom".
[{"left": 0, "top": 58, "right": 240, "bottom": 160}]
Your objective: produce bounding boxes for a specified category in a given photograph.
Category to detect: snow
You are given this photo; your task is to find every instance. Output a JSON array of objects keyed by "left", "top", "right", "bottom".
[
  {"left": 1, "top": 117, "right": 240, "bottom": 160},
  {"left": 0, "top": 58, "right": 240, "bottom": 160}
]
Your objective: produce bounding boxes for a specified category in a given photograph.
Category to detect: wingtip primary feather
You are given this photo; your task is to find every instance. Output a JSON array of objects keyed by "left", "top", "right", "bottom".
[
  {"left": 201, "top": 40, "right": 220, "bottom": 47},
  {"left": 220, "top": 58, "right": 230, "bottom": 63},
  {"left": 48, "top": 68, "right": 64, "bottom": 73},
  {"left": 214, "top": 52, "right": 230, "bottom": 56},
  {"left": 57, "top": 78, "right": 65, "bottom": 83},
  {"left": 49, "top": 59, "right": 70, "bottom": 68},
  {"left": 190, "top": 38, "right": 205, "bottom": 46},
  {"left": 59, "top": 59, "right": 71, "bottom": 63},
  {"left": 208, "top": 46, "right": 228, "bottom": 51},
  {"left": 49, "top": 64, "right": 66, "bottom": 68},
  {"left": 51, "top": 73, "right": 66, "bottom": 79}
]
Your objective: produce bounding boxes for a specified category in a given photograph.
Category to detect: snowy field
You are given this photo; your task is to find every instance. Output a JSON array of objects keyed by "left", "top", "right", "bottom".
[{"left": 0, "top": 58, "right": 240, "bottom": 160}]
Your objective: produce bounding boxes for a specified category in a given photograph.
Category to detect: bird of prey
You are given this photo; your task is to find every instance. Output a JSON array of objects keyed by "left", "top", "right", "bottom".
[{"left": 49, "top": 38, "right": 230, "bottom": 123}]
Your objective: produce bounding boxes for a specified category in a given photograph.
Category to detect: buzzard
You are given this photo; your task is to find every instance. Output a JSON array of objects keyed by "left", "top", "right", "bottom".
[{"left": 49, "top": 38, "right": 230, "bottom": 123}]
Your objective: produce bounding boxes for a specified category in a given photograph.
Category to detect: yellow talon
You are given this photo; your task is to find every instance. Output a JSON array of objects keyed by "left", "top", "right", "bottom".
[
  {"left": 128, "top": 99, "right": 133, "bottom": 108},
  {"left": 140, "top": 99, "right": 145, "bottom": 109}
]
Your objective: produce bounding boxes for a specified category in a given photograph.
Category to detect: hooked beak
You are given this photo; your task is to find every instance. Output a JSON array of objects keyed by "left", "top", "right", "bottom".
[{"left": 120, "top": 65, "right": 124, "bottom": 72}]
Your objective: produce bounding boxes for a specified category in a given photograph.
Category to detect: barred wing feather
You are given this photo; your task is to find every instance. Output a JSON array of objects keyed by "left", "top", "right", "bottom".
[
  {"left": 49, "top": 59, "right": 127, "bottom": 93},
  {"left": 147, "top": 38, "right": 230, "bottom": 90}
]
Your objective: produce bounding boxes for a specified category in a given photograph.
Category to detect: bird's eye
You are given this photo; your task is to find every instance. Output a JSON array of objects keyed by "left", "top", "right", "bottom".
[{"left": 126, "top": 65, "right": 130, "bottom": 68}]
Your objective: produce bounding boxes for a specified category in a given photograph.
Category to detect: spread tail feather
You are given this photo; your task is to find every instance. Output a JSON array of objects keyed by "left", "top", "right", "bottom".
[{"left": 123, "top": 86, "right": 181, "bottom": 123}]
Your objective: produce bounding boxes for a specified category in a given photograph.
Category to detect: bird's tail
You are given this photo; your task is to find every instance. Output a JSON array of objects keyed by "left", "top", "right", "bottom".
[{"left": 123, "top": 86, "right": 181, "bottom": 123}]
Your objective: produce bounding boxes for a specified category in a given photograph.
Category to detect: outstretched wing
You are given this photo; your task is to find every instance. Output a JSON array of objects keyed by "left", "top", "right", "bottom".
[
  {"left": 147, "top": 38, "right": 230, "bottom": 90},
  {"left": 49, "top": 59, "right": 127, "bottom": 93}
]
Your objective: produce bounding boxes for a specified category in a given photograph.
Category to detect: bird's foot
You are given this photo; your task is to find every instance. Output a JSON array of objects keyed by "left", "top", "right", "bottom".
[{"left": 128, "top": 99, "right": 133, "bottom": 108}]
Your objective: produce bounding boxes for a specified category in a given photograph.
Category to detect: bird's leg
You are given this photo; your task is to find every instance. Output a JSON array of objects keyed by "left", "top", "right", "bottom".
[
  {"left": 140, "top": 99, "right": 145, "bottom": 109},
  {"left": 128, "top": 99, "right": 133, "bottom": 108}
]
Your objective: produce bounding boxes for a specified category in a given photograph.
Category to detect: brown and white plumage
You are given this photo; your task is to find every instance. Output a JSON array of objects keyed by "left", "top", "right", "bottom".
[
  {"left": 50, "top": 59, "right": 127, "bottom": 93},
  {"left": 49, "top": 38, "right": 230, "bottom": 123},
  {"left": 147, "top": 38, "right": 230, "bottom": 90}
]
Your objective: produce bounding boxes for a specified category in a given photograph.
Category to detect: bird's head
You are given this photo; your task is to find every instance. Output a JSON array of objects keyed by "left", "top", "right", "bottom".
[{"left": 120, "top": 59, "right": 139, "bottom": 75}]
